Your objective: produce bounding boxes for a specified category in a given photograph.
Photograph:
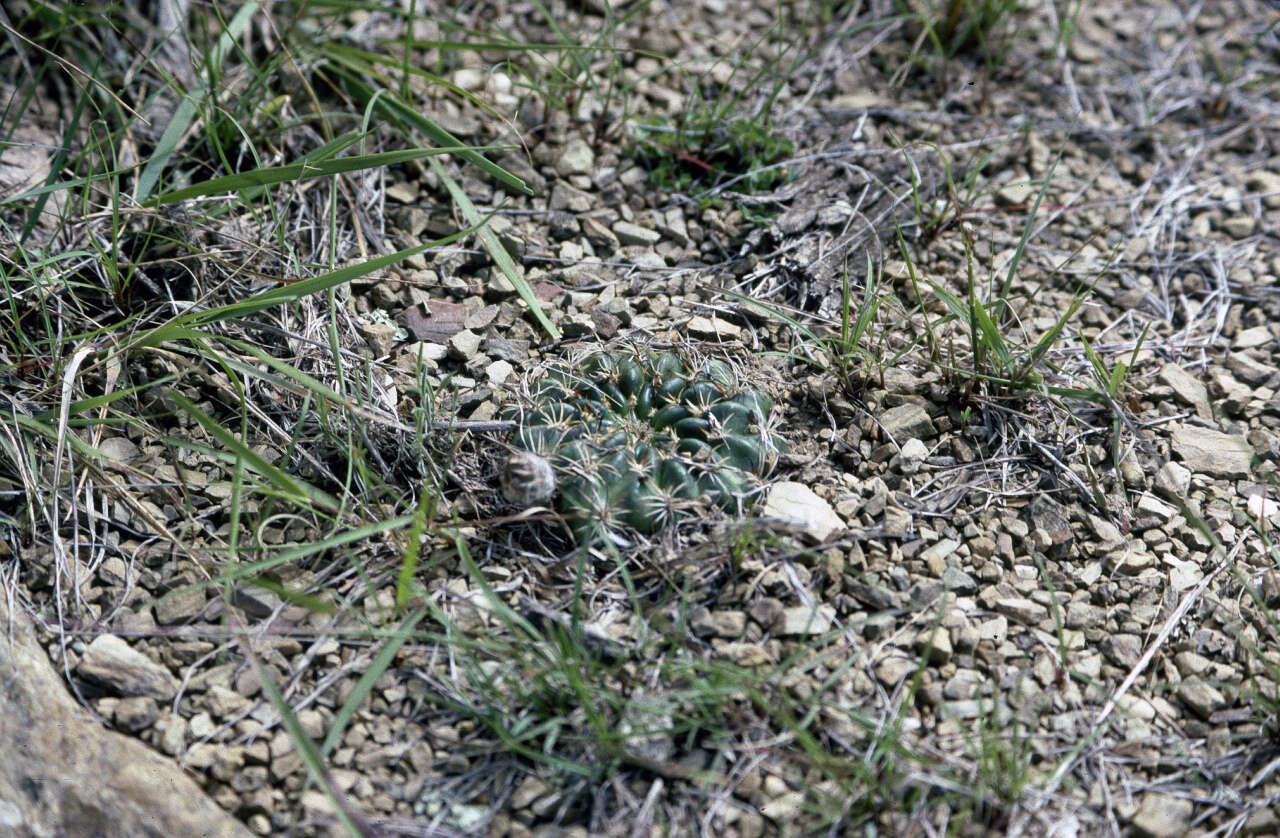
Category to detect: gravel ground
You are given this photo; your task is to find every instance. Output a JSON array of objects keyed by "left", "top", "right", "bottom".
[{"left": 6, "top": 0, "right": 1280, "bottom": 835}]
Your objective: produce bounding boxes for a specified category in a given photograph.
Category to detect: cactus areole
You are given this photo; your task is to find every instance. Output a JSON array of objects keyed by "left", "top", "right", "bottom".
[{"left": 503, "top": 348, "right": 788, "bottom": 544}]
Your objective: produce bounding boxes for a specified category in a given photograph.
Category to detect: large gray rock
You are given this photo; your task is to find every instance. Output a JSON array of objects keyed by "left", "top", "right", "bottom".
[
  {"left": 1170, "top": 425, "right": 1255, "bottom": 479},
  {"left": 75, "top": 634, "right": 180, "bottom": 700},
  {"left": 761, "top": 482, "right": 845, "bottom": 542},
  {"left": 0, "top": 595, "right": 252, "bottom": 838}
]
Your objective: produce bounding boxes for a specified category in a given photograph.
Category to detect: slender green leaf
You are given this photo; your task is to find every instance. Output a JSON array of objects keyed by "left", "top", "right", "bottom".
[
  {"left": 135, "top": 226, "right": 472, "bottom": 341},
  {"left": 149, "top": 144, "right": 496, "bottom": 205},
  {"left": 135, "top": 3, "right": 259, "bottom": 201},
  {"left": 317, "top": 608, "right": 425, "bottom": 761},
  {"left": 254, "top": 653, "right": 366, "bottom": 838},
  {"left": 167, "top": 391, "right": 339, "bottom": 511},
  {"left": 430, "top": 157, "right": 561, "bottom": 339},
  {"left": 320, "top": 60, "right": 532, "bottom": 195}
]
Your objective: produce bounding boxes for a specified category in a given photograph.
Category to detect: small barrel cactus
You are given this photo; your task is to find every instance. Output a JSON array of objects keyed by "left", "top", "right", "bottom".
[{"left": 503, "top": 347, "right": 787, "bottom": 543}]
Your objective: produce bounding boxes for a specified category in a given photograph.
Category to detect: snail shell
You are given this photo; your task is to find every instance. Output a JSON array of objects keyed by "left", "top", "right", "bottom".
[{"left": 500, "top": 450, "right": 557, "bottom": 507}]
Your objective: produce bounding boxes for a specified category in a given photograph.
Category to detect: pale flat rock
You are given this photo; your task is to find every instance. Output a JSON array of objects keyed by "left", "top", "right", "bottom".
[
  {"left": 0, "top": 595, "right": 252, "bottom": 838},
  {"left": 1178, "top": 681, "right": 1226, "bottom": 720},
  {"left": 1232, "top": 325, "right": 1274, "bottom": 349},
  {"left": 762, "top": 482, "right": 845, "bottom": 542},
  {"left": 875, "top": 655, "right": 917, "bottom": 686},
  {"left": 98, "top": 436, "right": 142, "bottom": 464},
  {"left": 554, "top": 136, "right": 595, "bottom": 177},
  {"left": 447, "top": 328, "right": 483, "bottom": 360},
  {"left": 1153, "top": 460, "right": 1191, "bottom": 500},
  {"left": 879, "top": 403, "right": 935, "bottom": 441},
  {"left": 75, "top": 634, "right": 179, "bottom": 700},
  {"left": 611, "top": 220, "right": 661, "bottom": 247},
  {"left": 1157, "top": 363, "right": 1212, "bottom": 419},
  {"left": 992, "top": 596, "right": 1047, "bottom": 625},
  {"left": 1170, "top": 425, "right": 1255, "bottom": 479},
  {"left": 685, "top": 315, "right": 742, "bottom": 341},
  {"left": 1135, "top": 493, "right": 1175, "bottom": 523},
  {"left": 1132, "top": 793, "right": 1192, "bottom": 838},
  {"left": 778, "top": 605, "right": 836, "bottom": 636},
  {"left": 919, "top": 538, "right": 959, "bottom": 565}
]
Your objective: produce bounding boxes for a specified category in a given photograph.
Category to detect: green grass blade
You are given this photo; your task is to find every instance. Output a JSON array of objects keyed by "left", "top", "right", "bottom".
[
  {"left": 318, "top": 608, "right": 425, "bottom": 761},
  {"left": 135, "top": 3, "right": 258, "bottom": 202},
  {"left": 429, "top": 157, "right": 560, "bottom": 339},
  {"left": 253, "top": 652, "right": 367, "bottom": 838},
  {"left": 135, "top": 227, "right": 472, "bottom": 340},
  {"left": 167, "top": 391, "right": 339, "bottom": 511},
  {"left": 320, "top": 60, "right": 532, "bottom": 195},
  {"left": 149, "top": 144, "right": 495, "bottom": 205}
]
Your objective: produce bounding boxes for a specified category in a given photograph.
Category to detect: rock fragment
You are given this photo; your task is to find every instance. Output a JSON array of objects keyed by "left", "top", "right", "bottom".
[
  {"left": 762, "top": 482, "right": 845, "bottom": 542},
  {"left": 1170, "top": 426, "right": 1255, "bottom": 478},
  {"left": 76, "top": 634, "right": 179, "bottom": 700},
  {"left": 0, "top": 596, "right": 251, "bottom": 838},
  {"left": 1131, "top": 793, "right": 1192, "bottom": 838},
  {"left": 879, "top": 403, "right": 935, "bottom": 441}
]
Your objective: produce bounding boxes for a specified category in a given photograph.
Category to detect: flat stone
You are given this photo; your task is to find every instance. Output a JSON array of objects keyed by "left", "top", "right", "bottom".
[
  {"left": 1174, "top": 651, "right": 1212, "bottom": 677},
  {"left": 1131, "top": 793, "right": 1193, "bottom": 838},
  {"left": 1087, "top": 514, "right": 1124, "bottom": 547},
  {"left": 76, "top": 634, "right": 179, "bottom": 700},
  {"left": 1170, "top": 425, "right": 1255, "bottom": 478},
  {"left": 481, "top": 337, "right": 530, "bottom": 363},
  {"left": 113, "top": 696, "right": 160, "bottom": 732},
  {"left": 1135, "top": 493, "right": 1176, "bottom": 523},
  {"left": 1168, "top": 559, "right": 1203, "bottom": 592},
  {"left": 0, "top": 595, "right": 251, "bottom": 838},
  {"left": 941, "top": 566, "right": 977, "bottom": 595},
  {"left": 725, "top": 643, "right": 773, "bottom": 667},
  {"left": 779, "top": 605, "right": 836, "bottom": 636},
  {"left": 205, "top": 685, "right": 251, "bottom": 718},
  {"left": 995, "top": 179, "right": 1036, "bottom": 206},
  {"left": 992, "top": 596, "right": 1047, "bottom": 625},
  {"left": 554, "top": 137, "right": 595, "bottom": 177},
  {"left": 1102, "top": 634, "right": 1142, "bottom": 668},
  {"left": 881, "top": 506, "right": 913, "bottom": 538},
  {"left": 357, "top": 319, "right": 397, "bottom": 356},
  {"left": 1244, "top": 808, "right": 1280, "bottom": 835},
  {"left": 1065, "top": 601, "right": 1106, "bottom": 629},
  {"left": 1246, "top": 168, "right": 1280, "bottom": 209},
  {"left": 1158, "top": 363, "right": 1212, "bottom": 419},
  {"left": 1114, "top": 547, "right": 1155, "bottom": 575},
  {"left": 612, "top": 220, "right": 661, "bottom": 247},
  {"left": 155, "top": 584, "right": 207, "bottom": 625},
  {"left": 1226, "top": 351, "right": 1272, "bottom": 386},
  {"left": 919, "top": 538, "right": 959, "bottom": 566},
  {"left": 485, "top": 359, "right": 514, "bottom": 387},
  {"left": 761, "top": 482, "right": 844, "bottom": 543},
  {"left": 447, "top": 328, "right": 483, "bottom": 360},
  {"left": 691, "top": 609, "right": 746, "bottom": 638},
  {"left": 943, "top": 669, "right": 984, "bottom": 700},
  {"left": 1154, "top": 461, "right": 1191, "bottom": 500},
  {"left": 1026, "top": 498, "right": 1073, "bottom": 557},
  {"left": 914, "top": 626, "right": 952, "bottom": 665},
  {"left": 1178, "top": 681, "right": 1226, "bottom": 720},
  {"left": 879, "top": 403, "right": 935, "bottom": 441},
  {"left": 875, "top": 655, "right": 917, "bottom": 686},
  {"left": 1232, "top": 325, "right": 1274, "bottom": 349},
  {"left": 231, "top": 584, "right": 284, "bottom": 619},
  {"left": 406, "top": 341, "right": 448, "bottom": 363},
  {"left": 581, "top": 217, "right": 619, "bottom": 252},
  {"left": 99, "top": 436, "right": 142, "bottom": 463},
  {"left": 1221, "top": 214, "right": 1256, "bottom": 238},
  {"left": 898, "top": 437, "right": 928, "bottom": 473},
  {"left": 760, "top": 791, "right": 804, "bottom": 821},
  {"left": 686, "top": 315, "right": 742, "bottom": 340}
]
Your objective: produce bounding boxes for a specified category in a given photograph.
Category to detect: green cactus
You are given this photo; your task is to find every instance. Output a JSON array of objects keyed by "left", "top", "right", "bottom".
[{"left": 504, "top": 348, "right": 787, "bottom": 544}]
